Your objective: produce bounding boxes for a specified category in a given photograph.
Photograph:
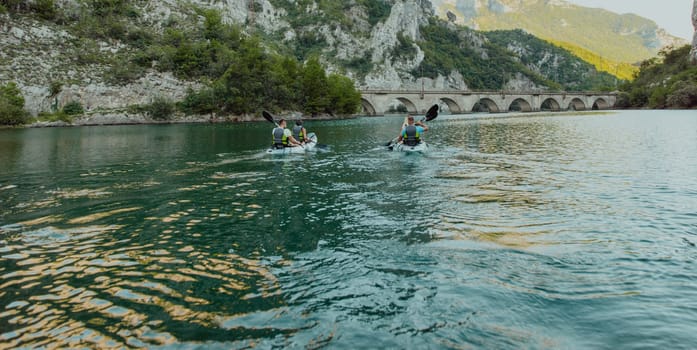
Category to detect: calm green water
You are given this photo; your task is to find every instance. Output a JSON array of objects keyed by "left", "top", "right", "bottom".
[{"left": 1, "top": 110, "right": 696, "bottom": 349}]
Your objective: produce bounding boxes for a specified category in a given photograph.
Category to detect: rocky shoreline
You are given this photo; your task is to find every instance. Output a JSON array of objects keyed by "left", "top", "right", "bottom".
[{"left": 23, "top": 111, "right": 357, "bottom": 128}]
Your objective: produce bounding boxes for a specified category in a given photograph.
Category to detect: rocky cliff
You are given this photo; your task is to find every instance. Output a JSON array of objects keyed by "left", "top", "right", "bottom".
[
  {"left": 2, "top": 0, "right": 442, "bottom": 116},
  {"left": 1, "top": 0, "right": 615, "bottom": 119}
]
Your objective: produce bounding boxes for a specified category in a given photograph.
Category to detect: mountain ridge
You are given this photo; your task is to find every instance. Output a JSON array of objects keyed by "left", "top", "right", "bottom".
[{"left": 431, "top": 0, "right": 687, "bottom": 66}]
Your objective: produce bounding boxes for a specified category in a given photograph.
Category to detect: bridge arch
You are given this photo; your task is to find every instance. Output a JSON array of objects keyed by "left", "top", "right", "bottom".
[
  {"left": 473, "top": 98, "right": 500, "bottom": 113},
  {"left": 393, "top": 97, "right": 418, "bottom": 113},
  {"left": 508, "top": 98, "right": 533, "bottom": 112},
  {"left": 440, "top": 98, "right": 462, "bottom": 114},
  {"left": 568, "top": 98, "right": 586, "bottom": 111},
  {"left": 361, "top": 98, "right": 376, "bottom": 115},
  {"left": 592, "top": 98, "right": 609, "bottom": 110},
  {"left": 540, "top": 98, "right": 561, "bottom": 111}
]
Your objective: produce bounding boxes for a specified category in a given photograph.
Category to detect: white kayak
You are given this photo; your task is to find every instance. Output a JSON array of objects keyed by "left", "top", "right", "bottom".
[
  {"left": 393, "top": 141, "right": 428, "bottom": 153},
  {"left": 266, "top": 132, "right": 318, "bottom": 155}
]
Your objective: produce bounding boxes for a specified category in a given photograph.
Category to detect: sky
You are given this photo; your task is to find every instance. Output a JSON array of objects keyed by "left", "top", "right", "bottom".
[{"left": 566, "top": 0, "right": 694, "bottom": 40}]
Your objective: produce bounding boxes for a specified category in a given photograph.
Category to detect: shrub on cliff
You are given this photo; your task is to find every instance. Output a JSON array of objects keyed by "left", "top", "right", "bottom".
[
  {"left": 0, "top": 82, "right": 28, "bottom": 126},
  {"left": 62, "top": 100, "right": 84, "bottom": 115},
  {"left": 144, "top": 97, "right": 175, "bottom": 120}
]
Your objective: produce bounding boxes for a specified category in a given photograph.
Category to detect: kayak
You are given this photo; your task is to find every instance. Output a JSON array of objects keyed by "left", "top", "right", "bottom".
[
  {"left": 266, "top": 132, "right": 318, "bottom": 154},
  {"left": 393, "top": 141, "right": 428, "bottom": 153}
]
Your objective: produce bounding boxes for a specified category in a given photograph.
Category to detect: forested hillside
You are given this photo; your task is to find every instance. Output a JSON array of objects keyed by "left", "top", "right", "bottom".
[
  {"left": 617, "top": 45, "right": 697, "bottom": 109},
  {"left": 431, "top": 0, "right": 686, "bottom": 77},
  {"left": 484, "top": 30, "right": 618, "bottom": 91}
]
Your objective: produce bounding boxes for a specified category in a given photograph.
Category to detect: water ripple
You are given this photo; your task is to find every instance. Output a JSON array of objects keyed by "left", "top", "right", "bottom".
[{"left": 2, "top": 112, "right": 697, "bottom": 348}]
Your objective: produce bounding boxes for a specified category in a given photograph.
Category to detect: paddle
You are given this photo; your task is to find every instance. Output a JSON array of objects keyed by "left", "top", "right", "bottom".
[
  {"left": 262, "top": 110, "right": 279, "bottom": 127},
  {"left": 385, "top": 104, "right": 439, "bottom": 149}
]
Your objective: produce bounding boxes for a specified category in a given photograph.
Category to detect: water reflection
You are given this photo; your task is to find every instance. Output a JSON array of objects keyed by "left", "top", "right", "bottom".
[{"left": 1, "top": 111, "right": 697, "bottom": 348}]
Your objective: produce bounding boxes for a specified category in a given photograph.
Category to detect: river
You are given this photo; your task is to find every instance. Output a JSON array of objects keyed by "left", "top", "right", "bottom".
[{"left": 1, "top": 110, "right": 696, "bottom": 349}]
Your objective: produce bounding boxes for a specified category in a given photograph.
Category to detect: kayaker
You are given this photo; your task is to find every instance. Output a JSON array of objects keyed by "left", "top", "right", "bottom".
[
  {"left": 397, "top": 115, "right": 428, "bottom": 146},
  {"left": 292, "top": 120, "right": 309, "bottom": 144},
  {"left": 272, "top": 119, "right": 302, "bottom": 149}
]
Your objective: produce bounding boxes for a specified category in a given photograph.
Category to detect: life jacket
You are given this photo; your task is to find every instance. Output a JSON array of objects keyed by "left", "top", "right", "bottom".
[
  {"left": 403, "top": 125, "right": 420, "bottom": 146},
  {"left": 292, "top": 125, "right": 304, "bottom": 142},
  {"left": 272, "top": 127, "right": 287, "bottom": 148}
]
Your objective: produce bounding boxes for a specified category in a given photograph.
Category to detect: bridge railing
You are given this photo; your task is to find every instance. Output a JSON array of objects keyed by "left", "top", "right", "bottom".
[{"left": 360, "top": 89, "right": 617, "bottom": 96}]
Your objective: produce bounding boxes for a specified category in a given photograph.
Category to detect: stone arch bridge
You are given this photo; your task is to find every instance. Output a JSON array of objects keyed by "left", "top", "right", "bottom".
[{"left": 360, "top": 90, "right": 617, "bottom": 115}]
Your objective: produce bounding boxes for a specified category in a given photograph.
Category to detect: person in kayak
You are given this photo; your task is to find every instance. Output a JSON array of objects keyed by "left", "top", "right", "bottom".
[
  {"left": 272, "top": 119, "right": 302, "bottom": 149},
  {"left": 292, "top": 120, "right": 309, "bottom": 144},
  {"left": 397, "top": 115, "right": 429, "bottom": 146}
]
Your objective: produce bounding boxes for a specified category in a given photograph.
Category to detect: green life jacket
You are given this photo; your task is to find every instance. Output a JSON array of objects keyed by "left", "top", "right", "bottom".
[
  {"left": 292, "top": 125, "right": 304, "bottom": 142},
  {"left": 403, "top": 125, "right": 420, "bottom": 146},
  {"left": 272, "top": 127, "right": 287, "bottom": 148}
]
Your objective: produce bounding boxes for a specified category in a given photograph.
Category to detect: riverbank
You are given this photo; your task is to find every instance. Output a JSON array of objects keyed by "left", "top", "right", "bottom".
[{"left": 20, "top": 110, "right": 357, "bottom": 128}]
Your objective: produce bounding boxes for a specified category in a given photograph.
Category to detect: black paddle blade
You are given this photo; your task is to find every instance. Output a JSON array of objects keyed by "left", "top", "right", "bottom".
[
  {"left": 262, "top": 111, "right": 275, "bottom": 124},
  {"left": 424, "top": 104, "right": 439, "bottom": 121}
]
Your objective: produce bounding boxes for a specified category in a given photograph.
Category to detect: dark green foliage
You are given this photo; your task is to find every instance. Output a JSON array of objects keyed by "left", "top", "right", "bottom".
[
  {"left": 90, "top": 0, "right": 131, "bottom": 18},
  {"left": 0, "top": 82, "right": 28, "bottom": 125},
  {"left": 666, "top": 82, "right": 697, "bottom": 109},
  {"left": 199, "top": 8, "right": 224, "bottom": 41},
  {"left": 159, "top": 18, "right": 360, "bottom": 116},
  {"left": 294, "top": 31, "right": 327, "bottom": 61},
  {"left": 125, "top": 28, "right": 155, "bottom": 49},
  {"left": 268, "top": 0, "right": 344, "bottom": 28},
  {"left": 327, "top": 74, "right": 361, "bottom": 114},
  {"left": 179, "top": 87, "right": 223, "bottom": 115},
  {"left": 485, "top": 29, "right": 619, "bottom": 91},
  {"left": 357, "top": 0, "right": 392, "bottom": 25},
  {"left": 341, "top": 52, "right": 373, "bottom": 78},
  {"left": 392, "top": 32, "right": 417, "bottom": 60},
  {"left": 105, "top": 61, "right": 145, "bottom": 85},
  {"left": 32, "top": 0, "right": 56, "bottom": 20},
  {"left": 301, "top": 56, "right": 330, "bottom": 114},
  {"left": 1, "top": 0, "right": 60, "bottom": 20},
  {"left": 69, "top": 0, "right": 141, "bottom": 42},
  {"left": 50, "top": 81, "right": 62, "bottom": 96},
  {"left": 62, "top": 100, "right": 84, "bottom": 115},
  {"left": 144, "top": 96, "right": 175, "bottom": 120},
  {"left": 620, "top": 45, "right": 697, "bottom": 109},
  {"left": 415, "top": 19, "right": 554, "bottom": 90},
  {"left": 217, "top": 37, "right": 270, "bottom": 114}
]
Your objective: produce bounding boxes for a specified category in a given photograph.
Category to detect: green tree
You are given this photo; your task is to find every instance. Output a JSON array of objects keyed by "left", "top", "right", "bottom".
[
  {"left": 266, "top": 55, "right": 302, "bottom": 111},
  {"left": 666, "top": 82, "right": 697, "bottom": 108},
  {"left": 327, "top": 74, "right": 361, "bottom": 114},
  {"left": 201, "top": 9, "right": 224, "bottom": 41},
  {"left": 648, "top": 87, "right": 669, "bottom": 109},
  {"left": 0, "top": 82, "right": 28, "bottom": 125},
  {"left": 218, "top": 37, "right": 270, "bottom": 114},
  {"left": 301, "top": 56, "right": 329, "bottom": 114}
]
